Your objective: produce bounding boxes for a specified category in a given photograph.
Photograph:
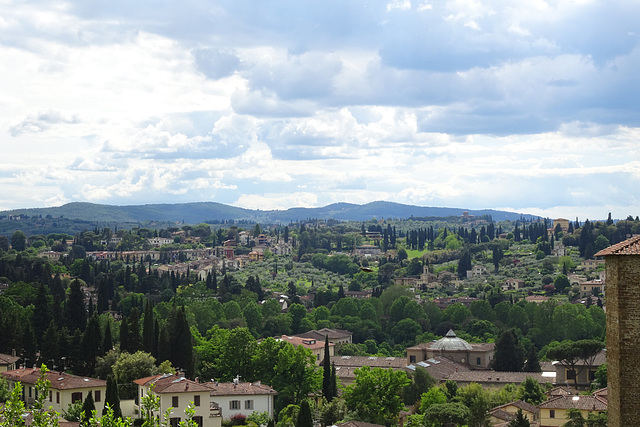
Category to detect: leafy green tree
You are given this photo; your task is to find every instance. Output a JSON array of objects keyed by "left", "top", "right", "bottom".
[
  {"left": 1, "top": 381, "right": 26, "bottom": 426},
  {"left": 554, "top": 274, "right": 571, "bottom": 294},
  {"left": 419, "top": 387, "right": 447, "bottom": 414},
  {"left": 458, "top": 383, "right": 490, "bottom": 427},
  {"left": 423, "top": 402, "right": 470, "bottom": 427},
  {"left": 343, "top": 366, "right": 410, "bottom": 426},
  {"left": 11, "top": 230, "right": 26, "bottom": 251},
  {"left": 517, "top": 377, "right": 545, "bottom": 405},
  {"left": 112, "top": 351, "right": 157, "bottom": 399},
  {"left": 272, "top": 344, "right": 321, "bottom": 412},
  {"left": 403, "top": 366, "right": 437, "bottom": 406}
]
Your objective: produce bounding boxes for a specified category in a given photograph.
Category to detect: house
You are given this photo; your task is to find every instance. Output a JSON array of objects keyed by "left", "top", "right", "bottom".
[
  {"left": 467, "top": 264, "right": 487, "bottom": 278},
  {"left": 134, "top": 374, "right": 217, "bottom": 427},
  {"left": 525, "top": 295, "right": 550, "bottom": 304},
  {"left": 537, "top": 394, "right": 607, "bottom": 427},
  {"left": 203, "top": 380, "right": 277, "bottom": 420},
  {"left": 502, "top": 278, "right": 526, "bottom": 292},
  {"left": 294, "top": 328, "right": 353, "bottom": 345},
  {"left": 488, "top": 400, "right": 538, "bottom": 425},
  {"left": 553, "top": 350, "right": 606, "bottom": 390},
  {"left": 406, "top": 330, "right": 494, "bottom": 369},
  {"left": 578, "top": 279, "right": 604, "bottom": 297},
  {"left": 329, "top": 356, "right": 407, "bottom": 387},
  {"left": 279, "top": 335, "right": 334, "bottom": 363},
  {"left": 0, "top": 352, "right": 19, "bottom": 372},
  {"left": 580, "top": 259, "right": 604, "bottom": 270},
  {"left": 552, "top": 218, "right": 570, "bottom": 233},
  {"left": 1, "top": 367, "right": 106, "bottom": 414}
]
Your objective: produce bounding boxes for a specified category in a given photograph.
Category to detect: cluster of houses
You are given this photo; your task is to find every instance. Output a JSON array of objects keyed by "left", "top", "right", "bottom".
[{"left": 0, "top": 327, "right": 608, "bottom": 426}]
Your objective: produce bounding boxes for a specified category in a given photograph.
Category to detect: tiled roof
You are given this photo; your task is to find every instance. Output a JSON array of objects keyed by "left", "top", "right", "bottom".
[
  {"left": 595, "top": 234, "right": 640, "bottom": 256},
  {"left": 492, "top": 400, "right": 538, "bottom": 414},
  {"left": 279, "top": 335, "right": 330, "bottom": 350},
  {"left": 447, "top": 371, "right": 555, "bottom": 385},
  {"left": 405, "top": 356, "right": 470, "bottom": 382},
  {"left": 0, "top": 353, "right": 19, "bottom": 365},
  {"left": 488, "top": 409, "right": 515, "bottom": 422},
  {"left": 204, "top": 381, "right": 277, "bottom": 396},
  {"left": 331, "top": 356, "right": 407, "bottom": 369},
  {"left": 547, "top": 386, "right": 573, "bottom": 397},
  {"left": 1, "top": 368, "right": 105, "bottom": 390},
  {"left": 134, "top": 374, "right": 210, "bottom": 393},
  {"left": 592, "top": 387, "right": 608, "bottom": 398},
  {"left": 538, "top": 395, "right": 607, "bottom": 411},
  {"left": 296, "top": 328, "right": 352, "bottom": 340}
]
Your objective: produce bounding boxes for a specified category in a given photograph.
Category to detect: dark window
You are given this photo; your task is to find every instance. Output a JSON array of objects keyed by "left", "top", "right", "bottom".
[
  {"left": 71, "top": 392, "right": 83, "bottom": 403},
  {"left": 567, "top": 369, "right": 576, "bottom": 380},
  {"left": 589, "top": 370, "right": 597, "bottom": 381},
  {"left": 193, "top": 416, "right": 203, "bottom": 427},
  {"left": 94, "top": 390, "right": 101, "bottom": 402},
  {"left": 409, "top": 355, "right": 416, "bottom": 363},
  {"left": 550, "top": 409, "right": 555, "bottom": 418},
  {"left": 170, "top": 417, "right": 180, "bottom": 427},
  {"left": 49, "top": 391, "right": 52, "bottom": 402},
  {"left": 230, "top": 400, "right": 240, "bottom": 410},
  {"left": 476, "top": 357, "right": 481, "bottom": 365},
  {"left": 194, "top": 395, "right": 200, "bottom": 406},
  {"left": 245, "top": 400, "right": 254, "bottom": 410},
  {"left": 56, "top": 392, "right": 60, "bottom": 404},
  {"left": 172, "top": 396, "right": 179, "bottom": 407}
]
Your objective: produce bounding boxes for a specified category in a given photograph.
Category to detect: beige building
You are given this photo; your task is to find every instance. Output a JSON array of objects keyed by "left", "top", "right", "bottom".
[
  {"left": 0, "top": 353, "right": 19, "bottom": 372},
  {"left": 406, "top": 330, "right": 494, "bottom": 369},
  {"left": 279, "top": 335, "right": 334, "bottom": 364},
  {"left": 1, "top": 367, "right": 106, "bottom": 414},
  {"left": 294, "top": 328, "right": 353, "bottom": 345},
  {"left": 538, "top": 394, "right": 606, "bottom": 427},
  {"left": 135, "top": 374, "right": 219, "bottom": 427},
  {"left": 203, "top": 380, "right": 277, "bottom": 420},
  {"left": 488, "top": 400, "right": 538, "bottom": 425}
]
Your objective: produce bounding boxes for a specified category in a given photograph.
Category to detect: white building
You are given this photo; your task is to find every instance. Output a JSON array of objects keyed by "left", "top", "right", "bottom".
[{"left": 203, "top": 380, "right": 278, "bottom": 421}]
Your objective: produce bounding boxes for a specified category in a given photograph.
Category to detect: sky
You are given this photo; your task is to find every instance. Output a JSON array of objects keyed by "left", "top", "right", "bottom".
[{"left": 1, "top": 0, "right": 640, "bottom": 220}]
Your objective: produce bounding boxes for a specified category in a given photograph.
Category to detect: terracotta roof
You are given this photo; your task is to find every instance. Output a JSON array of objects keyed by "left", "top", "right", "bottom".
[
  {"left": 592, "top": 387, "right": 608, "bottom": 398},
  {"left": 203, "top": 381, "right": 277, "bottom": 396},
  {"left": 134, "top": 374, "right": 210, "bottom": 393},
  {"left": 296, "top": 328, "right": 353, "bottom": 340},
  {"left": 447, "top": 371, "right": 555, "bottom": 385},
  {"left": 538, "top": 395, "right": 607, "bottom": 411},
  {"left": 488, "top": 409, "right": 515, "bottom": 422},
  {"left": 1, "top": 368, "right": 105, "bottom": 390},
  {"left": 595, "top": 235, "right": 640, "bottom": 256},
  {"left": 491, "top": 400, "right": 538, "bottom": 414},
  {"left": 547, "top": 386, "right": 573, "bottom": 397},
  {"left": 279, "top": 335, "right": 330, "bottom": 350},
  {"left": 331, "top": 356, "right": 407, "bottom": 369},
  {"left": 405, "top": 356, "right": 470, "bottom": 382},
  {"left": 0, "top": 353, "right": 19, "bottom": 366}
]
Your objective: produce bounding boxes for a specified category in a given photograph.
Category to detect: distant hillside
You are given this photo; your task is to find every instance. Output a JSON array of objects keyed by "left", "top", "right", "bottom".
[{"left": 0, "top": 201, "right": 537, "bottom": 224}]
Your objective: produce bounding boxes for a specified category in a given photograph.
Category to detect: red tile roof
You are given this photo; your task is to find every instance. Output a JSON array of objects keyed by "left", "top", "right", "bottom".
[
  {"left": 203, "top": 381, "right": 277, "bottom": 396},
  {"left": 595, "top": 234, "right": 640, "bottom": 256},
  {"left": 0, "top": 353, "right": 19, "bottom": 366},
  {"left": 1, "top": 368, "right": 105, "bottom": 390},
  {"left": 538, "top": 395, "right": 607, "bottom": 411},
  {"left": 279, "top": 335, "right": 329, "bottom": 350},
  {"left": 134, "top": 374, "right": 210, "bottom": 393}
]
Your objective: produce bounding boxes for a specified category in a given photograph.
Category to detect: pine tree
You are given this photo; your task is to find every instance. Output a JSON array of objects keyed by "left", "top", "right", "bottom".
[
  {"left": 523, "top": 346, "right": 541, "bottom": 372},
  {"left": 492, "top": 329, "right": 524, "bottom": 372}
]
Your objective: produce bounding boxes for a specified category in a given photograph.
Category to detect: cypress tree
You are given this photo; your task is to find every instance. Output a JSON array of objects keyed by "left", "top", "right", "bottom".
[
  {"left": 296, "top": 400, "right": 313, "bottom": 427},
  {"left": 103, "top": 374, "right": 122, "bottom": 419},
  {"left": 81, "top": 313, "right": 102, "bottom": 376},
  {"left": 102, "top": 323, "right": 113, "bottom": 354},
  {"left": 523, "top": 346, "right": 541, "bottom": 373},
  {"left": 322, "top": 336, "right": 333, "bottom": 401},
  {"left": 142, "top": 301, "right": 155, "bottom": 354},
  {"left": 66, "top": 279, "right": 87, "bottom": 332},
  {"left": 81, "top": 391, "right": 95, "bottom": 425},
  {"left": 119, "top": 316, "right": 130, "bottom": 354},
  {"left": 331, "top": 362, "right": 337, "bottom": 400}
]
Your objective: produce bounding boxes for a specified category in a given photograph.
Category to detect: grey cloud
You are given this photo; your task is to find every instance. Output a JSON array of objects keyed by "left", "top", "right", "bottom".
[
  {"left": 10, "top": 111, "right": 81, "bottom": 136},
  {"left": 192, "top": 48, "right": 241, "bottom": 80}
]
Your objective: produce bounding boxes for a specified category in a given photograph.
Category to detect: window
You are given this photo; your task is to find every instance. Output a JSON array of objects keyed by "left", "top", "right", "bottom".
[
  {"left": 549, "top": 409, "right": 555, "bottom": 418},
  {"left": 194, "top": 395, "right": 200, "bottom": 406},
  {"left": 49, "top": 391, "right": 52, "bottom": 402},
  {"left": 193, "top": 416, "right": 203, "bottom": 427},
  {"left": 172, "top": 396, "right": 179, "bottom": 407},
  {"left": 245, "top": 400, "right": 254, "bottom": 410},
  {"left": 476, "top": 357, "right": 481, "bottom": 365},
  {"left": 566, "top": 369, "right": 576, "bottom": 380},
  {"left": 230, "top": 400, "right": 240, "bottom": 410},
  {"left": 95, "top": 390, "right": 101, "bottom": 402},
  {"left": 409, "top": 355, "right": 416, "bottom": 363},
  {"left": 71, "top": 392, "right": 83, "bottom": 403},
  {"left": 170, "top": 417, "right": 180, "bottom": 427},
  {"left": 589, "top": 370, "right": 597, "bottom": 382},
  {"left": 56, "top": 392, "right": 60, "bottom": 404}
]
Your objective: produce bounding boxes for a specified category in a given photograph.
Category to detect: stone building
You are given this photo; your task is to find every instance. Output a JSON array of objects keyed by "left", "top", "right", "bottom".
[
  {"left": 406, "top": 329, "right": 494, "bottom": 369},
  {"left": 595, "top": 235, "right": 640, "bottom": 427}
]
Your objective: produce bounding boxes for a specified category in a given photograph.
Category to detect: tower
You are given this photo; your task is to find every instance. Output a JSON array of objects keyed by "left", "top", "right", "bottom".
[{"left": 595, "top": 235, "right": 640, "bottom": 426}]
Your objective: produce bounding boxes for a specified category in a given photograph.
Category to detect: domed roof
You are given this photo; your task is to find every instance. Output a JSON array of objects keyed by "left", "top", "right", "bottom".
[{"left": 430, "top": 330, "right": 473, "bottom": 351}]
